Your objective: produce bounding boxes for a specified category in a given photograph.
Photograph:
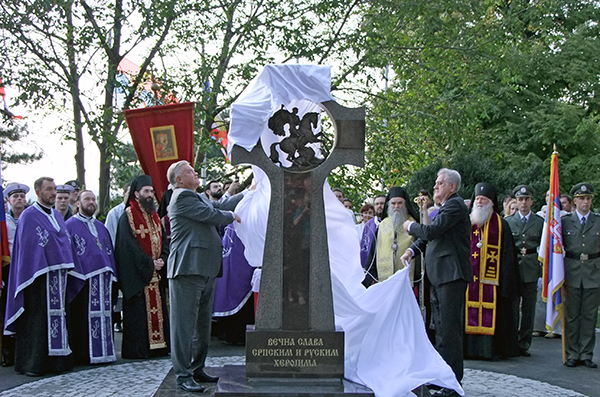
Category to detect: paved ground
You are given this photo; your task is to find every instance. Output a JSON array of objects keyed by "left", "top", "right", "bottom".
[{"left": 1, "top": 332, "right": 599, "bottom": 396}]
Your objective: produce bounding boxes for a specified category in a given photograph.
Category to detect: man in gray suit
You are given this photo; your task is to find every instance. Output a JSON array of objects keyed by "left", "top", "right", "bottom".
[
  {"left": 166, "top": 160, "right": 243, "bottom": 392},
  {"left": 401, "top": 168, "right": 472, "bottom": 397},
  {"left": 562, "top": 182, "right": 600, "bottom": 369},
  {"left": 505, "top": 185, "right": 544, "bottom": 357}
]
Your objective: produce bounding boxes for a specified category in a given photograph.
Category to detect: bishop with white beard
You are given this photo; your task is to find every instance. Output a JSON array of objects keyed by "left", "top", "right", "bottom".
[
  {"left": 464, "top": 182, "right": 521, "bottom": 360},
  {"left": 363, "top": 187, "right": 420, "bottom": 286}
]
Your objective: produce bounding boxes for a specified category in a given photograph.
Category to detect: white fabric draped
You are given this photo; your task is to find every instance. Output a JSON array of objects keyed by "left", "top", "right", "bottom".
[{"left": 228, "top": 64, "right": 464, "bottom": 397}]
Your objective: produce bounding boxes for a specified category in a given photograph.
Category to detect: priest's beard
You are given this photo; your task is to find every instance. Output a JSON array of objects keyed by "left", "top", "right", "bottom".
[
  {"left": 389, "top": 205, "right": 408, "bottom": 232},
  {"left": 471, "top": 201, "right": 493, "bottom": 226},
  {"left": 139, "top": 196, "right": 157, "bottom": 214}
]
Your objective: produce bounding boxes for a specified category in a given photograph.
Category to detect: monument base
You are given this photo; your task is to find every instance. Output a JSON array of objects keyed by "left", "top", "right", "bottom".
[
  {"left": 246, "top": 327, "right": 344, "bottom": 378},
  {"left": 214, "top": 365, "right": 374, "bottom": 396}
]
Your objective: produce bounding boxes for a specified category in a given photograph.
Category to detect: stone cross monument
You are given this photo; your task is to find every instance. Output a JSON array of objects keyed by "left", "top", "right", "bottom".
[{"left": 229, "top": 99, "right": 365, "bottom": 381}]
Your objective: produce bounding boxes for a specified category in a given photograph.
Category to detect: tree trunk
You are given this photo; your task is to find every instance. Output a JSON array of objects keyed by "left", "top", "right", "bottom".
[
  {"left": 97, "top": 141, "right": 111, "bottom": 215},
  {"left": 66, "top": 2, "right": 85, "bottom": 185}
]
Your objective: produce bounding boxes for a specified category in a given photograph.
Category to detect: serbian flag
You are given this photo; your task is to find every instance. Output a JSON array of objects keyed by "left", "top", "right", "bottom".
[
  {"left": 538, "top": 148, "right": 565, "bottom": 332},
  {"left": 0, "top": 162, "right": 10, "bottom": 298},
  {"left": 124, "top": 102, "right": 195, "bottom": 200}
]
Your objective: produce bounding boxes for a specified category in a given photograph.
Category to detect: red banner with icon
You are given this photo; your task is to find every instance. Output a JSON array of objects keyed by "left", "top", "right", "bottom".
[{"left": 124, "top": 102, "right": 195, "bottom": 200}]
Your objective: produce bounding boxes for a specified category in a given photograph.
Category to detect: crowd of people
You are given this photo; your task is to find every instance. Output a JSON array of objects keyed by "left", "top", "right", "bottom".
[
  {"left": 1, "top": 166, "right": 599, "bottom": 396},
  {"left": 340, "top": 169, "right": 599, "bottom": 396},
  {"left": 0, "top": 166, "right": 245, "bottom": 393}
]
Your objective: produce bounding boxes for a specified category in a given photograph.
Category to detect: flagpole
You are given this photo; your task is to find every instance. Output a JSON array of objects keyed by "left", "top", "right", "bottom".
[
  {"left": 561, "top": 286, "right": 566, "bottom": 364},
  {"left": 552, "top": 144, "right": 567, "bottom": 364},
  {"left": 541, "top": 144, "right": 567, "bottom": 364}
]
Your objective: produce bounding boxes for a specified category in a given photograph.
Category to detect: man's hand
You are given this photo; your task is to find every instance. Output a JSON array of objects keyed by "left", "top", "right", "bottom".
[
  {"left": 228, "top": 181, "right": 242, "bottom": 195},
  {"left": 400, "top": 250, "right": 413, "bottom": 266},
  {"left": 233, "top": 212, "right": 241, "bottom": 223},
  {"left": 154, "top": 258, "right": 164, "bottom": 271},
  {"left": 403, "top": 220, "right": 413, "bottom": 233}
]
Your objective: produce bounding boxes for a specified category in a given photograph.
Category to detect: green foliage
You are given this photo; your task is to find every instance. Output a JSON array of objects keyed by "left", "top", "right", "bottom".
[
  {"left": 3, "top": 0, "right": 600, "bottom": 214},
  {"left": 110, "top": 141, "right": 142, "bottom": 190},
  {"left": 333, "top": 0, "right": 600, "bottom": 207},
  {"left": 0, "top": 114, "right": 42, "bottom": 166}
]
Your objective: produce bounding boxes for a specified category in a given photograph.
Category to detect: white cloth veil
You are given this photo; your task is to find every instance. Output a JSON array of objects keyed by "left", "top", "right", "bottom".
[{"left": 228, "top": 64, "right": 464, "bottom": 397}]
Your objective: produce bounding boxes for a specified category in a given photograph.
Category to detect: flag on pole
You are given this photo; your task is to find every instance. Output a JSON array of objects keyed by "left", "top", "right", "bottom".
[
  {"left": 124, "top": 102, "right": 195, "bottom": 201},
  {"left": 538, "top": 148, "right": 565, "bottom": 332}
]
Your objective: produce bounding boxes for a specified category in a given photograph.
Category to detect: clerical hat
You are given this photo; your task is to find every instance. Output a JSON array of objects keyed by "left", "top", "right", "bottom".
[
  {"left": 382, "top": 186, "right": 419, "bottom": 222},
  {"left": 474, "top": 182, "right": 497, "bottom": 202}
]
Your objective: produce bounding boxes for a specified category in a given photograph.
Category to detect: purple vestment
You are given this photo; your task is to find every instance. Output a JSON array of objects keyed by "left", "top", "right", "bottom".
[
  {"left": 213, "top": 226, "right": 254, "bottom": 316},
  {"left": 4, "top": 204, "right": 74, "bottom": 357},
  {"left": 360, "top": 218, "right": 378, "bottom": 269},
  {"left": 66, "top": 215, "right": 117, "bottom": 364}
]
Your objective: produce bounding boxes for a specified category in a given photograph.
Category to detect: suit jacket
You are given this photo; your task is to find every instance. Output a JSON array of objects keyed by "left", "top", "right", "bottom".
[
  {"left": 167, "top": 188, "right": 243, "bottom": 279},
  {"left": 409, "top": 193, "right": 472, "bottom": 286},
  {"left": 562, "top": 211, "right": 600, "bottom": 289},
  {"left": 505, "top": 212, "right": 544, "bottom": 283}
]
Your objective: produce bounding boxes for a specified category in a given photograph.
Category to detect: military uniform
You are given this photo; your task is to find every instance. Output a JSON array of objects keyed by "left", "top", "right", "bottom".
[
  {"left": 506, "top": 185, "right": 544, "bottom": 354},
  {"left": 562, "top": 183, "right": 600, "bottom": 368}
]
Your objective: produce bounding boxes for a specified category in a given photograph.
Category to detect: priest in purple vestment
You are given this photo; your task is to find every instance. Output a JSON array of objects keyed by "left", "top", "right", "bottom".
[
  {"left": 359, "top": 194, "right": 386, "bottom": 269},
  {"left": 3, "top": 177, "right": 74, "bottom": 376},
  {"left": 212, "top": 225, "right": 255, "bottom": 345},
  {"left": 66, "top": 190, "right": 117, "bottom": 365}
]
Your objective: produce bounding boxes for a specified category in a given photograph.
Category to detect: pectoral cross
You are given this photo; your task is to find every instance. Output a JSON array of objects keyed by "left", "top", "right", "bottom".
[{"left": 136, "top": 224, "right": 150, "bottom": 239}]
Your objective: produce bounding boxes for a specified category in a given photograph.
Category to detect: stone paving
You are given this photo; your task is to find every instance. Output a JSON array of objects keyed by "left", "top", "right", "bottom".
[{"left": 0, "top": 355, "right": 588, "bottom": 397}]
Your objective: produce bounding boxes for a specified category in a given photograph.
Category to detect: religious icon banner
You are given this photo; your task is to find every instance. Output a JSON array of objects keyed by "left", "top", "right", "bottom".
[{"left": 124, "top": 102, "right": 195, "bottom": 200}]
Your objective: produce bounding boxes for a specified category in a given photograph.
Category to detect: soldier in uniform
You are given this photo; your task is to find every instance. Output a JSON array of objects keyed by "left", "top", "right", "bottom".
[
  {"left": 505, "top": 185, "right": 544, "bottom": 357},
  {"left": 562, "top": 182, "right": 600, "bottom": 368}
]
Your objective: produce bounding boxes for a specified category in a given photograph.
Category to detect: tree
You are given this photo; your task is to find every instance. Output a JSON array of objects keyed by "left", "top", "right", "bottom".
[
  {"left": 0, "top": 114, "right": 41, "bottom": 166},
  {"left": 0, "top": 0, "right": 177, "bottom": 212},
  {"left": 158, "top": 0, "right": 372, "bottom": 174},
  {"left": 331, "top": 0, "right": 600, "bottom": 205}
]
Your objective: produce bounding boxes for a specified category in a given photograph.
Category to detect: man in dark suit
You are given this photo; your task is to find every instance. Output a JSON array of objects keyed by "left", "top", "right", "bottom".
[
  {"left": 166, "top": 160, "right": 243, "bottom": 392},
  {"left": 401, "top": 168, "right": 471, "bottom": 397},
  {"left": 562, "top": 182, "right": 600, "bottom": 368},
  {"left": 505, "top": 185, "right": 544, "bottom": 357}
]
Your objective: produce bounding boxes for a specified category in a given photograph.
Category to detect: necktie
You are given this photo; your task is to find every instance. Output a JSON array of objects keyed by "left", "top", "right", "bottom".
[
  {"left": 581, "top": 216, "right": 587, "bottom": 228},
  {"left": 521, "top": 216, "right": 527, "bottom": 225}
]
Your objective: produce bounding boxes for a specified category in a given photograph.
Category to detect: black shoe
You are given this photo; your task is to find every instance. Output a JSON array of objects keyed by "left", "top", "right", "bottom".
[
  {"left": 1, "top": 356, "right": 14, "bottom": 367},
  {"left": 194, "top": 370, "right": 219, "bottom": 383},
  {"left": 565, "top": 359, "right": 578, "bottom": 367},
  {"left": 179, "top": 379, "right": 205, "bottom": 392},
  {"left": 582, "top": 359, "right": 598, "bottom": 368},
  {"left": 433, "top": 388, "right": 460, "bottom": 397},
  {"left": 519, "top": 349, "right": 531, "bottom": 357}
]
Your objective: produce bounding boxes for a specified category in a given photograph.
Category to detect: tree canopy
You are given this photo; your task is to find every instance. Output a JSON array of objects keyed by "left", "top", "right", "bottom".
[{"left": 2, "top": 0, "right": 600, "bottom": 212}]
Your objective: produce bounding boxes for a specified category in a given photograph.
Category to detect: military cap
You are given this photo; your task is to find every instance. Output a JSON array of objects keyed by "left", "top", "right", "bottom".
[
  {"left": 3, "top": 183, "right": 30, "bottom": 198},
  {"left": 56, "top": 184, "right": 75, "bottom": 194},
  {"left": 65, "top": 180, "right": 83, "bottom": 190},
  {"left": 571, "top": 182, "right": 594, "bottom": 197},
  {"left": 513, "top": 185, "right": 534, "bottom": 198}
]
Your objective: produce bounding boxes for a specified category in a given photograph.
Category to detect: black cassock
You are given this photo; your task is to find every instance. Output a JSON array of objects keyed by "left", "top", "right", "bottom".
[
  {"left": 14, "top": 276, "right": 74, "bottom": 375},
  {"left": 464, "top": 218, "right": 521, "bottom": 360},
  {"left": 114, "top": 213, "right": 170, "bottom": 359}
]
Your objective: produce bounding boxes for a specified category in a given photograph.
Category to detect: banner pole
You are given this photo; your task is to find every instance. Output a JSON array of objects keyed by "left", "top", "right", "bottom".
[{"left": 560, "top": 286, "right": 566, "bottom": 364}]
